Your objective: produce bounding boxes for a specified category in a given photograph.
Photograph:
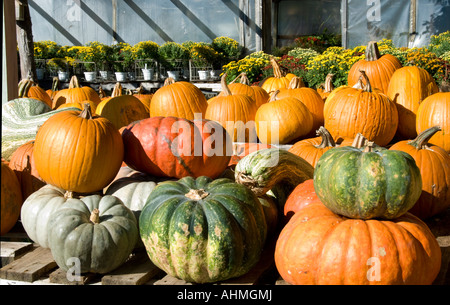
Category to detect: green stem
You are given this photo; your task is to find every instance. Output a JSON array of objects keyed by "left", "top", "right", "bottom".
[{"left": 408, "top": 126, "right": 441, "bottom": 149}]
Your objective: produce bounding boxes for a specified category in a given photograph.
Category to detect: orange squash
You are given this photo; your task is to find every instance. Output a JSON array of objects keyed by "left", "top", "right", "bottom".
[
  {"left": 416, "top": 92, "right": 450, "bottom": 153},
  {"left": 52, "top": 75, "right": 101, "bottom": 109},
  {"left": 348, "top": 41, "right": 402, "bottom": 94},
  {"left": 275, "top": 201, "right": 442, "bottom": 285},
  {"left": 18, "top": 79, "right": 52, "bottom": 108},
  {"left": 150, "top": 78, "right": 208, "bottom": 120},
  {"left": 260, "top": 57, "right": 298, "bottom": 94},
  {"left": 219, "top": 72, "right": 269, "bottom": 109},
  {"left": 1, "top": 160, "right": 23, "bottom": 235},
  {"left": 132, "top": 86, "right": 153, "bottom": 114}
]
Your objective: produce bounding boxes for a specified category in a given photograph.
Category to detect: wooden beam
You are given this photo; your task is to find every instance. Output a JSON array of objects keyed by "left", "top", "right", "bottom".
[{"left": 3, "top": 0, "right": 19, "bottom": 103}]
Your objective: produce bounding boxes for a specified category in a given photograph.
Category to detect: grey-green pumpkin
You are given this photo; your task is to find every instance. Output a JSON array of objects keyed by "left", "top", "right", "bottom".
[
  {"left": 139, "top": 176, "right": 267, "bottom": 283},
  {"left": 313, "top": 142, "right": 422, "bottom": 219},
  {"left": 47, "top": 194, "right": 138, "bottom": 274}
]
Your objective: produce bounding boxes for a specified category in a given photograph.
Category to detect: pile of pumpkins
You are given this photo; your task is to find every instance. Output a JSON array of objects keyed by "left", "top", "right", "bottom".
[{"left": 1, "top": 40, "right": 449, "bottom": 285}]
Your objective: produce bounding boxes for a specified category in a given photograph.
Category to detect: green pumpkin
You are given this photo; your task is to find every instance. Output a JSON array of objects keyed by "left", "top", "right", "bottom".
[
  {"left": 313, "top": 142, "right": 422, "bottom": 219},
  {"left": 47, "top": 194, "right": 138, "bottom": 274},
  {"left": 1, "top": 98, "right": 79, "bottom": 161},
  {"left": 139, "top": 176, "right": 267, "bottom": 283}
]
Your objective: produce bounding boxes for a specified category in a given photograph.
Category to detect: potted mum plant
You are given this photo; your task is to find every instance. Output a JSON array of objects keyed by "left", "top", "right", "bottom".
[
  {"left": 158, "top": 42, "right": 189, "bottom": 80},
  {"left": 133, "top": 41, "right": 159, "bottom": 80},
  {"left": 111, "top": 42, "right": 136, "bottom": 81},
  {"left": 75, "top": 46, "right": 98, "bottom": 81},
  {"left": 86, "top": 41, "right": 114, "bottom": 80}
]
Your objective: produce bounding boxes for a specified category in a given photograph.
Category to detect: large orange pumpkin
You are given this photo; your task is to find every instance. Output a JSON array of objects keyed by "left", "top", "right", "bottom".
[
  {"left": 95, "top": 83, "right": 149, "bottom": 129},
  {"left": 276, "top": 77, "right": 325, "bottom": 137},
  {"left": 347, "top": 41, "right": 402, "bottom": 94},
  {"left": 8, "top": 140, "right": 46, "bottom": 200},
  {"left": 416, "top": 92, "right": 450, "bottom": 153},
  {"left": 122, "top": 116, "right": 232, "bottom": 179},
  {"left": 275, "top": 201, "right": 442, "bottom": 285},
  {"left": 34, "top": 103, "right": 124, "bottom": 194},
  {"left": 150, "top": 78, "right": 208, "bottom": 120},
  {"left": 255, "top": 90, "right": 313, "bottom": 144},
  {"left": 324, "top": 70, "right": 398, "bottom": 147},
  {"left": 52, "top": 76, "right": 101, "bottom": 109},
  {"left": 288, "top": 126, "right": 337, "bottom": 168},
  {"left": 387, "top": 66, "right": 439, "bottom": 140},
  {"left": 1, "top": 160, "right": 23, "bottom": 235},
  {"left": 205, "top": 74, "right": 257, "bottom": 142},
  {"left": 390, "top": 126, "right": 450, "bottom": 219},
  {"left": 219, "top": 72, "right": 269, "bottom": 109},
  {"left": 260, "top": 57, "right": 298, "bottom": 94}
]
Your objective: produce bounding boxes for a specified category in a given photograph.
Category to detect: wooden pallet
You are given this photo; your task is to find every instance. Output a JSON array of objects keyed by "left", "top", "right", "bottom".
[{"left": 0, "top": 237, "right": 280, "bottom": 285}]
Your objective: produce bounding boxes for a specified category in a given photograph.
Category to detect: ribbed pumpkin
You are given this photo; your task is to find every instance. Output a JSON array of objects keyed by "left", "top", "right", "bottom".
[
  {"left": 52, "top": 75, "right": 101, "bottom": 109},
  {"left": 316, "top": 73, "right": 335, "bottom": 102},
  {"left": 34, "top": 103, "right": 124, "bottom": 194},
  {"left": 390, "top": 126, "right": 450, "bottom": 219},
  {"left": 122, "top": 116, "right": 232, "bottom": 179},
  {"left": 18, "top": 79, "right": 53, "bottom": 108},
  {"left": 276, "top": 77, "right": 325, "bottom": 137},
  {"left": 48, "top": 194, "right": 138, "bottom": 274},
  {"left": 255, "top": 90, "right": 313, "bottom": 144},
  {"left": 218, "top": 72, "right": 269, "bottom": 108},
  {"left": 1, "top": 161, "right": 23, "bottom": 235},
  {"left": 205, "top": 74, "right": 257, "bottom": 142},
  {"left": 132, "top": 86, "right": 153, "bottom": 114},
  {"left": 288, "top": 126, "right": 337, "bottom": 168},
  {"left": 416, "top": 92, "right": 450, "bottom": 153},
  {"left": 260, "top": 57, "right": 298, "bottom": 94},
  {"left": 1, "top": 98, "right": 79, "bottom": 161},
  {"left": 387, "top": 66, "right": 439, "bottom": 139},
  {"left": 314, "top": 140, "right": 422, "bottom": 220},
  {"left": 275, "top": 201, "right": 441, "bottom": 285},
  {"left": 150, "top": 78, "right": 208, "bottom": 120},
  {"left": 8, "top": 140, "right": 46, "bottom": 200},
  {"left": 95, "top": 82, "right": 149, "bottom": 129},
  {"left": 139, "top": 176, "right": 267, "bottom": 283},
  {"left": 324, "top": 70, "right": 398, "bottom": 147},
  {"left": 347, "top": 41, "right": 402, "bottom": 94}
]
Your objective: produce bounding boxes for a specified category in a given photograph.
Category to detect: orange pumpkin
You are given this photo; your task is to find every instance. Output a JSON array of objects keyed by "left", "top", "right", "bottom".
[
  {"left": 275, "top": 201, "right": 442, "bottom": 285},
  {"left": 288, "top": 126, "right": 337, "bottom": 168},
  {"left": 416, "top": 92, "right": 450, "bottom": 153},
  {"left": 95, "top": 83, "right": 149, "bottom": 130},
  {"left": 150, "top": 78, "right": 208, "bottom": 120},
  {"left": 219, "top": 72, "right": 269, "bottom": 109},
  {"left": 255, "top": 90, "right": 313, "bottom": 144},
  {"left": 8, "top": 140, "right": 46, "bottom": 200},
  {"left": 283, "top": 179, "right": 320, "bottom": 220},
  {"left": 387, "top": 66, "right": 439, "bottom": 140},
  {"left": 1, "top": 160, "right": 23, "bottom": 235},
  {"left": 52, "top": 75, "right": 101, "bottom": 109},
  {"left": 324, "top": 70, "right": 398, "bottom": 147},
  {"left": 348, "top": 41, "right": 402, "bottom": 94},
  {"left": 205, "top": 74, "right": 257, "bottom": 142},
  {"left": 34, "top": 103, "right": 124, "bottom": 194},
  {"left": 390, "top": 126, "right": 450, "bottom": 219},
  {"left": 276, "top": 77, "right": 325, "bottom": 137},
  {"left": 132, "top": 86, "right": 153, "bottom": 114},
  {"left": 18, "top": 79, "right": 52, "bottom": 108},
  {"left": 260, "top": 57, "right": 298, "bottom": 94}
]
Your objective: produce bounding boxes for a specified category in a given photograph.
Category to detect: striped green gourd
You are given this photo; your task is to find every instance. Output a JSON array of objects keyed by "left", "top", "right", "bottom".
[
  {"left": 314, "top": 141, "right": 422, "bottom": 219},
  {"left": 2, "top": 98, "right": 79, "bottom": 161},
  {"left": 139, "top": 176, "right": 267, "bottom": 283}
]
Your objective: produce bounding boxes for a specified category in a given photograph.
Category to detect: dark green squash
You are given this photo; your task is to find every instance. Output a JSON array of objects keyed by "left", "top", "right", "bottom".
[
  {"left": 313, "top": 141, "right": 422, "bottom": 219},
  {"left": 139, "top": 176, "right": 267, "bottom": 283}
]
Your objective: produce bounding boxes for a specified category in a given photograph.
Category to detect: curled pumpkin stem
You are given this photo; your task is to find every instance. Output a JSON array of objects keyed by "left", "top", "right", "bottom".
[
  {"left": 90, "top": 209, "right": 100, "bottom": 224},
  {"left": 220, "top": 73, "right": 232, "bottom": 96}
]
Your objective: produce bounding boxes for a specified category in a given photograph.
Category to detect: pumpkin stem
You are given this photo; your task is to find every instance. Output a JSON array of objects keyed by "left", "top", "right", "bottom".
[
  {"left": 185, "top": 189, "right": 209, "bottom": 200},
  {"left": 111, "top": 82, "right": 123, "bottom": 97},
  {"left": 79, "top": 103, "right": 93, "bottom": 120},
  {"left": 315, "top": 126, "right": 336, "bottom": 149},
  {"left": 269, "top": 90, "right": 280, "bottom": 102},
  {"left": 365, "top": 41, "right": 382, "bottom": 61},
  {"left": 89, "top": 209, "right": 100, "bottom": 224},
  {"left": 352, "top": 133, "right": 368, "bottom": 148},
  {"left": 408, "top": 126, "right": 441, "bottom": 150},
  {"left": 98, "top": 86, "right": 106, "bottom": 99},
  {"left": 270, "top": 57, "right": 283, "bottom": 78},
  {"left": 288, "top": 77, "right": 303, "bottom": 89},
  {"left": 323, "top": 74, "right": 335, "bottom": 93},
  {"left": 164, "top": 77, "right": 176, "bottom": 86},
  {"left": 240, "top": 73, "right": 250, "bottom": 85},
  {"left": 359, "top": 70, "right": 372, "bottom": 92},
  {"left": 220, "top": 73, "right": 232, "bottom": 96},
  {"left": 64, "top": 191, "right": 74, "bottom": 199},
  {"left": 362, "top": 141, "right": 377, "bottom": 152},
  {"left": 68, "top": 76, "right": 81, "bottom": 89},
  {"left": 51, "top": 77, "right": 60, "bottom": 92},
  {"left": 18, "top": 79, "right": 35, "bottom": 98}
]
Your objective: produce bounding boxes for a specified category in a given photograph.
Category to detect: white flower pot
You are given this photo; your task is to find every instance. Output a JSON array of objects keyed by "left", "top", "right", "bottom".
[
  {"left": 198, "top": 70, "right": 209, "bottom": 81},
  {"left": 142, "top": 68, "right": 154, "bottom": 81},
  {"left": 99, "top": 71, "right": 110, "bottom": 80},
  {"left": 57, "top": 71, "right": 69, "bottom": 82},
  {"left": 115, "top": 72, "right": 127, "bottom": 82},
  {"left": 167, "top": 70, "right": 179, "bottom": 81},
  {"left": 36, "top": 68, "right": 45, "bottom": 80},
  {"left": 84, "top": 71, "right": 97, "bottom": 82}
]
